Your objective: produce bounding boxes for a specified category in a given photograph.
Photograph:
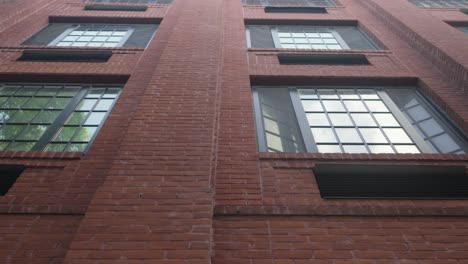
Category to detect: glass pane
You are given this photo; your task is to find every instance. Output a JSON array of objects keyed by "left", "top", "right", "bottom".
[
  {"left": 432, "top": 134, "right": 460, "bottom": 153},
  {"left": 329, "top": 113, "right": 353, "bottom": 126},
  {"left": 23, "top": 98, "right": 51, "bottom": 109},
  {"left": 0, "top": 86, "right": 19, "bottom": 95},
  {"left": 73, "top": 127, "right": 97, "bottom": 142},
  {"left": 351, "top": 113, "right": 377, "bottom": 127},
  {"left": 335, "top": 128, "right": 362, "bottom": 143},
  {"left": 53, "top": 127, "right": 77, "bottom": 142},
  {"left": 322, "top": 101, "right": 346, "bottom": 112},
  {"left": 66, "top": 112, "right": 89, "bottom": 125},
  {"left": 338, "top": 90, "right": 359, "bottom": 99},
  {"left": 0, "top": 97, "right": 8, "bottom": 106},
  {"left": 311, "top": 128, "right": 338, "bottom": 143},
  {"left": 0, "top": 110, "right": 17, "bottom": 123},
  {"left": 36, "top": 87, "right": 60, "bottom": 96},
  {"left": 358, "top": 89, "right": 379, "bottom": 99},
  {"left": 46, "top": 143, "right": 67, "bottom": 152},
  {"left": 16, "top": 86, "right": 40, "bottom": 96},
  {"left": 87, "top": 88, "right": 106, "bottom": 98},
  {"left": 33, "top": 111, "right": 60, "bottom": 124},
  {"left": 419, "top": 119, "right": 444, "bottom": 137},
  {"left": 2, "top": 97, "right": 29, "bottom": 108},
  {"left": 383, "top": 128, "right": 413, "bottom": 144},
  {"left": 7, "top": 141, "right": 35, "bottom": 151},
  {"left": 343, "top": 101, "right": 367, "bottom": 112},
  {"left": 374, "top": 113, "right": 400, "bottom": 127},
  {"left": 298, "top": 90, "right": 318, "bottom": 99},
  {"left": 103, "top": 88, "right": 120, "bottom": 98},
  {"left": 0, "top": 142, "right": 9, "bottom": 150},
  {"left": 394, "top": 145, "right": 420, "bottom": 154},
  {"left": 66, "top": 143, "right": 88, "bottom": 152},
  {"left": 365, "top": 101, "right": 389, "bottom": 112},
  {"left": 0, "top": 125, "right": 26, "bottom": 140},
  {"left": 407, "top": 105, "right": 431, "bottom": 122},
  {"left": 58, "top": 87, "right": 80, "bottom": 97},
  {"left": 343, "top": 145, "right": 368, "bottom": 154},
  {"left": 359, "top": 128, "right": 388, "bottom": 143},
  {"left": 94, "top": 99, "right": 114, "bottom": 111},
  {"left": 17, "top": 125, "right": 47, "bottom": 140},
  {"left": 369, "top": 145, "right": 394, "bottom": 154},
  {"left": 46, "top": 98, "right": 71, "bottom": 109},
  {"left": 8, "top": 110, "right": 39, "bottom": 123},
  {"left": 317, "top": 145, "right": 342, "bottom": 153},
  {"left": 306, "top": 113, "right": 329, "bottom": 126},
  {"left": 76, "top": 99, "right": 97, "bottom": 111},
  {"left": 317, "top": 89, "right": 338, "bottom": 99},
  {"left": 301, "top": 100, "right": 323, "bottom": 112},
  {"left": 264, "top": 118, "right": 280, "bottom": 135}
]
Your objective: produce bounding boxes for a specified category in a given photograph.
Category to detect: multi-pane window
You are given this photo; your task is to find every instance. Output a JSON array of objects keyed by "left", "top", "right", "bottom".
[
  {"left": 242, "top": 0, "right": 335, "bottom": 6},
  {"left": 0, "top": 83, "right": 122, "bottom": 152},
  {"left": 408, "top": 0, "right": 468, "bottom": 7},
  {"left": 253, "top": 87, "right": 468, "bottom": 154},
  {"left": 275, "top": 27, "right": 347, "bottom": 50},
  {"left": 246, "top": 26, "right": 378, "bottom": 50},
  {"left": 50, "top": 25, "right": 132, "bottom": 48},
  {"left": 83, "top": 0, "right": 173, "bottom": 4}
]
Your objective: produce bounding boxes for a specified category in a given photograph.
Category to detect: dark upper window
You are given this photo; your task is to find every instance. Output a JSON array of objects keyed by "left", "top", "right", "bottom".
[
  {"left": 23, "top": 23, "right": 158, "bottom": 48},
  {"left": 246, "top": 26, "right": 378, "bottom": 50},
  {"left": 0, "top": 83, "right": 122, "bottom": 152},
  {"left": 243, "top": 0, "right": 335, "bottom": 7},
  {"left": 252, "top": 87, "right": 468, "bottom": 154},
  {"left": 408, "top": 0, "right": 468, "bottom": 7}
]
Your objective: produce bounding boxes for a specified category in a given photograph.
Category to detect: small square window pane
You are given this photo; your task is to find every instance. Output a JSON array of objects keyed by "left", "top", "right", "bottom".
[
  {"left": 322, "top": 101, "right": 346, "bottom": 112},
  {"left": 358, "top": 89, "right": 379, "bottom": 99},
  {"left": 87, "top": 42, "right": 103, "bottom": 47},
  {"left": 102, "top": 43, "right": 118, "bottom": 48},
  {"left": 293, "top": 38, "right": 308, "bottom": 44},
  {"left": 84, "top": 31, "right": 99, "bottom": 36},
  {"left": 17, "top": 125, "right": 47, "bottom": 140},
  {"left": 66, "top": 112, "right": 89, "bottom": 125},
  {"left": 281, "top": 44, "right": 296, "bottom": 49},
  {"left": 66, "top": 143, "right": 88, "bottom": 152},
  {"left": 0, "top": 86, "right": 19, "bottom": 95},
  {"left": 73, "top": 127, "right": 98, "bottom": 142},
  {"left": 311, "top": 128, "right": 338, "bottom": 143},
  {"left": 394, "top": 145, "right": 420, "bottom": 154},
  {"left": 36, "top": 87, "right": 59, "bottom": 96},
  {"left": 0, "top": 110, "right": 16, "bottom": 123},
  {"left": 365, "top": 101, "right": 389, "bottom": 112},
  {"left": 46, "top": 143, "right": 66, "bottom": 152},
  {"left": 419, "top": 119, "right": 444, "bottom": 137},
  {"left": 58, "top": 87, "right": 80, "bottom": 97},
  {"left": 266, "top": 132, "right": 284, "bottom": 152},
  {"left": 98, "top": 31, "right": 113, "bottom": 36},
  {"left": 432, "top": 134, "right": 460, "bottom": 153},
  {"left": 305, "top": 33, "right": 320, "bottom": 38},
  {"left": 301, "top": 100, "right": 323, "bottom": 112},
  {"left": 306, "top": 113, "right": 330, "bottom": 126},
  {"left": 383, "top": 128, "right": 413, "bottom": 144},
  {"left": 62, "top": 36, "right": 79, "bottom": 41},
  {"left": 2, "top": 97, "right": 28, "bottom": 108},
  {"left": 0, "top": 142, "right": 9, "bottom": 151},
  {"left": 84, "top": 112, "right": 106, "bottom": 126},
  {"left": 335, "top": 128, "right": 362, "bottom": 143},
  {"left": 7, "top": 141, "right": 35, "bottom": 151},
  {"left": 298, "top": 90, "right": 318, "bottom": 99},
  {"left": 351, "top": 114, "right": 377, "bottom": 127},
  {"left": 329, "top": 113, "right": 353, "bottom": 126},
  {"left": 338, "top": 90, "right": 360, "bottom": 99},
  {"left": 264, "top": 118, "right": 280, "bottom": 135},
  {"left": 57, "top": 42, "right": 73, "bottom": 47},
  {"left": 107, "top": 37, "right": 122, "bottom": 42},
  {"left": 343, "top": 101, "right": 367, "bottom": 112},
  {"left": 33, "top": 111, "right": 60, "bottom": 124},
  {"left": 16, "top": 86, "right": 40, "bottom": 96},
  {"left": 407, "top": 105, "right": 431, "bottom": 122},
  {"left": 312, "top": 44, "right": 327, "bottom": 49},
  {"left": 280, "top": 38, "right": 294, "bottom": 44},
  {"left": 369, "top": 145, "right": 394, "bottom": 154},
  {"left": 327, "top": 45, "right": 342, "bottom": 50},
  {"left": 343, "top": 145, "right": 368, "bottom": 154},
  {"left": 319, "top": 33, "right": 334, "bottom": 38},
  {"left": 77, "top": 36, "right": 93, "bottom": 42},
  {"left": 308, "top": 39, "right": 323, "bottom": 44},
  {"left": 292, "top": 33, "right": 306, "bottom": 38},
  {"left": 374, "top": 113, "right": 400, "bottom": 127},
  {"left": 323, "top": 39, "right": 338, "bottom": 44},
  {"left": 278, "top": 32, "right": 291, "bottom": 37},
  {"left": 76, "top": 99, "right": 97, "bottom": 111},
  {"left": 69, "top": 30, "right": 85, "bottom": 36},
  {"left": 296, "top": 44, "right": 311, "bottom": 49},
  {"left": 92, "top": 36, "right": 108, "bottom": 42},
  {"left": 0, "top": 97, "right": 7, "bottom": 106},
  {"left": 8, "top": 110, "right": 39, "bottom": 123},
  {"left": 53, "top": 127, "right": 77, "bottom": 142},
  {"left": 23, "top": 98, "right": 51, "bottom": 109},
  {"left": 0, "top": 125, "right": 26, "bottom": 140},
  {"left": 103, "top": 88, "right": 120, "bottom": 98},
  {"left": 87, "top": 88, "right": 106, "bottom": 98},
  {"left": 359, "top": 128, "right": 388, "bottom": 143},
  {"left": 113, "top": 31, "right": 127, "bottom": 36},
  {"left": 71, "top": 42, "right": 87, "bottom": 47},
  {"left": 317, "top": 145, "right": 342, "bottom": 153},
  {"left": 46, "top": 98, "right": 71, "bottom": 109},
  {"left": 317, "top": 89, "right": 338, "bottom": 99}
]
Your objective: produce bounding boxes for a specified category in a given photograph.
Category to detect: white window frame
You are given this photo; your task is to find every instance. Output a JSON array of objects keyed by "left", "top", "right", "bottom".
[{"left": 271, "top": 26, "right": 350, "bottom": 50}]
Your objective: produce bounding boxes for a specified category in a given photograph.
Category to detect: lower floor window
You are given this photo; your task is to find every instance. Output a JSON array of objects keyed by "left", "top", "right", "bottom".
[
  {"left": 0, "top": 83, "right": 122, "bottom": 152},
  {"left": 253, "top": 86, "right": 467, "bottom": 154}
]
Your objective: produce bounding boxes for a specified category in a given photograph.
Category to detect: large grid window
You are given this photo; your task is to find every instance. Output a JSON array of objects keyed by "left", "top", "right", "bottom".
[
  {"left": 253, "top": 87, "right": 468, "bottom": 154},
  {"left": 50, "top": 25, "right": 133, "bottom": 48},
  {"left": 275, "top": 27, "right": 347, "bottom": 50},
  {"left": 0, "top": 84, "right": 122, "bottom": 152},
  {"left": 408, "top": 0, "right": 468, "bottom": 7},
  {"left": 84, "top": 0, "right": 173, "bottom": 4},
  {"left": 242, "top": 0, "right": 335, "bottom": 6}
]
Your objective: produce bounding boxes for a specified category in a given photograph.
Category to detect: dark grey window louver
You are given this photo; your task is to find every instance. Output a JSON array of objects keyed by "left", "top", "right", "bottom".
[
  {"left": 83, "top": 0, "right": 172, "bottom": 4},
  {"left": 243, "top": 0, "right": 335, "bottom": 6}
]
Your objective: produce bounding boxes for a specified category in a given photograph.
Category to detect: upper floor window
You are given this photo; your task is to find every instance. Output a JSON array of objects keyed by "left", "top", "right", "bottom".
[
  {"left": 23, "top": 23, "right": 158, "bottom": 48},
  {"left": 408, "top": 0, "right": 468, "bottom": 8},
  {"left": 0, "top": 83, "right": 122, "bottom": 152},
  {"left": 455, "top": 26, "right": 468, "bottom": 34},
  {"left": 246, "top": 26, "right": 378, "bottom": 50},
  {"left": 252, "top": 87, "right": 468, "bottom": 154},
  {"left": 83, "top": 0, "right": 173, "bottom": 4},
  {"left": 243, "top": 0, "right": 335, "bottom": 7}
]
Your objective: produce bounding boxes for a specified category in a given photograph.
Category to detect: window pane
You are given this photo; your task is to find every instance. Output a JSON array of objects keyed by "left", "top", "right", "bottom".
[
  {"left": 317, "top": 145, "right": 342, "bottom": 153},
  {"left": 343, "top": 101, "right": 367, "bottom": 112},
  {"left": 365, "top": 101, "right": 389, "bottom": 112},
  {"left": 343, "top": 145, "right": 368, "bottom": 154},
  {"left": 301, "top": 100, "right": 323, "bottom": 112},
  {"left": 322, "top": 101, "right": 346, "bottom": 112},
  {"left": 311, "top": 128, "right": 338, "bottom": 143},
  {"left": 17, "top": 125, "right": 47, "bottom": 140},
  {"left": 66, "top": 112, "right": 89, "bottom": 125},
  {"left": 374, "top": 113, "right": 400, "bottom": 127},
  {"left": 383, "top": 128, "right": 413, "bottom": 144},
  {"left": 94, "top": 99, "right": 114, "bottom": 111},
  {"left": 53, "top": 127, "right": 77, "bottom": 142},
  {"left": 73, "top": 127, "right": 98, "bottom": 142},
  {"left": 369, "top": 145, "right": 394, "bottom": 154},
  {"left": 329, "top": 113, "right": 353, "bottom": 126},
  {"left": 359, "top": 128, "right": 388, "bottom": 143},
  {"left": 335, "top": 128, "right": 362, "bottom": 143},
  {"left": 351, "top": 113, "right": 377, "bottom": 127},
  {"left": 394, "top": 145, "right": 420, "bottom": 154},
  {"left": 33, "top": 111, "right": 61, "bottom": 124},
  {"left": 432, "top": 134, "right": 460, "bottom": 153},
  {"left": 306, "top": 113, "right": 330, "bottom": 126}
]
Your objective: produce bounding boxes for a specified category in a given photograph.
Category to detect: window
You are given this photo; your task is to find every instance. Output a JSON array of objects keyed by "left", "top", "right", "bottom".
[
  {"left": 408, "top": 0, "right": 468, "bottom": 7},
  {"left": 246, "top": 26, "right": 377, "bottom": 50},
  {"left": 84, "top": 0, "right": 173, "bottom": 4},
  {"left": 23, "top": 23, "right": 158, "bottom": 48},
  {"left": 0, "top": 83, "right": 122, "bottom": 152},
  {"left": 455, "top": 26, "right": 468, "bottom": 34},
  {"left": 252, "top": 87, "right": 468, "bottom": 154},
  {"left": 243, "top": 0, "right": 335, "bottom": 7}
]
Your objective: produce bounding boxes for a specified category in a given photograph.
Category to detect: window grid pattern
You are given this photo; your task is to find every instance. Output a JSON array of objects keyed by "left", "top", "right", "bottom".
[
  {"left": 84, "top": 0, "right": 173, "bottom": 4},
  {"left": 276, "top": 28, "right": 344, "bottom": 50},
  {"left": 242, "top": 0, "right": 335, "bottom": 7},
  {"left": 53, "top": 26, "right": 131, "bottom": 48},
  {"left": 298, "top": 88, "right": 420, "bottom": 154},
  {"left": 408, "top": 0, "right": 468, "bottom": 7},
  {"left": 0, "top": 84, "right": 121, "bottom": 152},
  {"left": 398, "top": 95, "right": 465, "bottom": 154}
]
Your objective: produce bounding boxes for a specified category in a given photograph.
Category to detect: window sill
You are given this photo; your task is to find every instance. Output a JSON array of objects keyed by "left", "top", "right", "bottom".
[{"left": 248, "top": 48, "right": 391, "bottom": 54}]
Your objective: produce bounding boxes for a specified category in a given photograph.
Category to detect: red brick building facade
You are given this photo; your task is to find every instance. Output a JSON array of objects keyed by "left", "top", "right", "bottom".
[{"left": 0, "top": 0, "right": 467, "bottom": 263}]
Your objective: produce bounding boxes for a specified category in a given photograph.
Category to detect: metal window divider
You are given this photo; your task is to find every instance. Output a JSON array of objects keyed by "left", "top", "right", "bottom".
[
  {"left": 251, "top": 87, "right": 268, "bottom": 152},
  {"left": 32, "top": 87, "right": 88, "bottom": 151},
  {"left": 289, "top": 88, "right": 318, "bottom": 153}
]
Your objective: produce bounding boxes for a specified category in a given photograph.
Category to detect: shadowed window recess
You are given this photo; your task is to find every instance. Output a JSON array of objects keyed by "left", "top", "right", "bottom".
[
  {"left": 252, "top": 87, "right": 468, "bottom": 154},
  {"left": 0, "top": 165, "right": 24, "bottom": 196},
  {"left": 243, "top": 0, "right": 335, "bottom": 6},
  {"left": 408, "top": 0, "right": 468, "bottom": 7},
  {"left": 0, "top": 83, "right": 123, "bottom": 152},
  {"left": 23, "top": 23, "right": 158, "bottom": 48},
  {"left": 246, "top": 26, "right": 378, "bottom": 50}
]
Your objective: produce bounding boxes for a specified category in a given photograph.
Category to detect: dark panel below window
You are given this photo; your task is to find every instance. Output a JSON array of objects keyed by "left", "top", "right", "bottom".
[
  {"left": 278, "top": 53, "right": 370, "bottom": 65},
  {"left": 0, "top": 165, "right": 24, "bottom": 195},
  {"left": 18, "top": 50, "right": 112, "bottom": 62}
]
